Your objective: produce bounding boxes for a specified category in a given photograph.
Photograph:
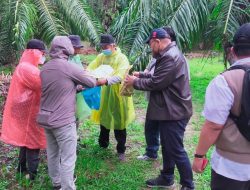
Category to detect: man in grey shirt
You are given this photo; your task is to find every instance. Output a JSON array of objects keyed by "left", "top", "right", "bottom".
[{"left": 37, "top": 36, "right": 97, "bottom": 190}]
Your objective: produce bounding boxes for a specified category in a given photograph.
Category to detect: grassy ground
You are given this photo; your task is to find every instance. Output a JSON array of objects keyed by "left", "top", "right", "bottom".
[
  {"left": 0, "top": 56, "right": 225, "bottom": 190},
  {"left": 0, "top": 65, "right": 14, "bottom": 74}
]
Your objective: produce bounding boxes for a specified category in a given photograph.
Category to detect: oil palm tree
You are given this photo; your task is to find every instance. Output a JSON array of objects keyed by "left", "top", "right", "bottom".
[
  {"left": 0, "top": 0, "right": 249, "bottom": 69},
  {"left": 110, "top": 0, "right": 249, "bottom": 69},
  {"left": 0, "top": 0, "right": 104, "bottom": 65}
]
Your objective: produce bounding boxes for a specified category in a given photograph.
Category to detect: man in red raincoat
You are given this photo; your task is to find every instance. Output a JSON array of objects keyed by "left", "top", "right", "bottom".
[{"left": 0, "top": 39, "right": 47, "bottom": 180}]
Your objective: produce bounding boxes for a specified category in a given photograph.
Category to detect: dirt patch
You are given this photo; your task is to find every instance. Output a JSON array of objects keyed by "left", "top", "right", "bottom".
[
  {"left": 80, "top": 47, "right": 97, "bottom": 55},
  {"left": 135, "top": 108, "right": 146, "bottom": 124},
  {"left": 185, "top": 51, "right": 220, "bottom": 59}
]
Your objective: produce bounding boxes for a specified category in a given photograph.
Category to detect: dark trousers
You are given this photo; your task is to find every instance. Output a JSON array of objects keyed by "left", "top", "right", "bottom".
[
  {"left": 17, "top": 147, "right": 40, "bottom": 179},
  {"left": 211, "top": 169, "right": 250, "bottom": 190},
  {"left": 157, "top": 119, "right": 194, "bottom": 189},
  {"left": 99, "top": 125, "right": 126, "bottom": 154},
  {"left": 145, "top": 119, "right": 160, "bottom": 158}
]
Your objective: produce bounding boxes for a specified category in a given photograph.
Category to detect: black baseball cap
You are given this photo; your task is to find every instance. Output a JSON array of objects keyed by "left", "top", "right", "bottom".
[
  {"left": 233, "top": 23, "right": 250, "bottom": 47},
  {"left": 100, "top": 34, "right": 115, "bottom": 46},
  {"left": 26, "top": 39, "right": 47, "bottom": 53},
  {"left": 68, "top": 35, "right": 84, "bottom": 48},
  {"left": 145, "top": 28, "right": 171, "bottom": 44}
]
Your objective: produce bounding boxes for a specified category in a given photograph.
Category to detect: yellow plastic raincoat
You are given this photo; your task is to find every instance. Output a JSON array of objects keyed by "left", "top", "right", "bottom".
[{"left": 88, "top": 48, "right": 135, "bottom": 130}]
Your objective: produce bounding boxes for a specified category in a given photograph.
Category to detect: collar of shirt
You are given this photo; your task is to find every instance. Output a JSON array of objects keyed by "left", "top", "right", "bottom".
[
  {"left": 158, "top": 41, "right": 176, "bottom": 57},
  {"left": 231, "top": 57, "right": 250, "bottom": 66}
]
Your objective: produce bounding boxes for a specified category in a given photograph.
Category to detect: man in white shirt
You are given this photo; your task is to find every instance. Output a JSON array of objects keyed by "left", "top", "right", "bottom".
[{"left": 192, "top": 23, "right": 250, "bottom": 190}]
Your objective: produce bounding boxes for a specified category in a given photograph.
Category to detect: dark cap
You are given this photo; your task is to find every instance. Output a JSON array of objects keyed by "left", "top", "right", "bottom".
[
  {"left": 162, "top": 26, "right": 176, "bottom": 41},
  {"left": 26, "top": 39, "right": 47, "bottom": 53},
  {"left": 68, "top": 35, "right": 84, "bottom": 48},
  {"left": 233, "top": 23, "right": 250, "bottom": 46},
  {"left": 100, "top": 34, "right": 115, "bottom": 46},
  {"left": 145, "top": 28, "right": 170, "bottom": 44}
]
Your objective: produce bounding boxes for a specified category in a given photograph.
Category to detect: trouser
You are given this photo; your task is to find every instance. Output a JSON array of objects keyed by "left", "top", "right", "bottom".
[
  {"left": 99, "top": 125, "right": 126, "bottom": 154},
  {"left": 158, "top": 119, "right": 194, "bottom": 189},
  {"left": 211, "top": 169, "right": 250, "bottom": 190},
  {"left": 45, "top": 123, "right": 77, "bottom": 190},
  {"left": 17, "top": 147, "right": 40, "bottom": 179},
  {"left": 144, "top": 119, "right": 160, "bottom": 158}
]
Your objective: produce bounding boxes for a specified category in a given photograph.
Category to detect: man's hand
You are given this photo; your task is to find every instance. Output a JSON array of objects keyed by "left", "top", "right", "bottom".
[
  {"left": 192, "top": 157, "right": 205, "bottom": 173},
  {"left": 133, "top": 72, "right": 140, "bottom": 78},
  {"left": 97, "top": 78, "right": 107, "bottom": 86},
  {"left": 125, "top": 75, "right": 137, "bottom": 87},
  {"left": 76, "top": 85, "right": 85, "bottom": 92}
]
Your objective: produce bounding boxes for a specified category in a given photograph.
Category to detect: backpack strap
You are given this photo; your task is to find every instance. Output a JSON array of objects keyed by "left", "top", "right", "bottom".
[
  {"left": 227, "top": 64, "right": 250, "bottom": 72},
  {"left": 225, "top": 64, "right": 250, "bottom": 141},
  {"left": 223, "top": 64, "right": 250, "bottom": 119}
]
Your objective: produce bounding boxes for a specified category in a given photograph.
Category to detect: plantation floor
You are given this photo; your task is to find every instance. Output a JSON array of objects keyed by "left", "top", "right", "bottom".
[{"left": 0, "top": 57, "right": 224, "bottom": 190}]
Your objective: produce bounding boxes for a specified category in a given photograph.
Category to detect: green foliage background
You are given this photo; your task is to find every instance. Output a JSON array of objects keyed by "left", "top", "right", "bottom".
[{"left": 0, "top": 0, "right": 249, "bottom": 69}]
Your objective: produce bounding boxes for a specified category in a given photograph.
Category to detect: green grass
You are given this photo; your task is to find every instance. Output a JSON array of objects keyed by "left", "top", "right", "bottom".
[
  {"left": 0, "top": 57, "right": 225, "bottom": 190},
  {"left": 0, "top": 65, "right": 14, "bottom": 74},
  {"left": 80, "top": 54, "right": 97, "bottom": 65},
  {"left": 189, "top": 57, "right": 224, "bottom": 131},
  {"left": 189, "top": 57, "right": 224, "bottom": 108}
]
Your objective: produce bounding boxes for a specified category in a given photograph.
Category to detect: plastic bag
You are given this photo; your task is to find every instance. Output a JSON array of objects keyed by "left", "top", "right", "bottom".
[
  {"left": 90, "top": 65, "right": 114, "bottom": 78},
  {"left": 82, "top": 86, "right": 101, "bottom": 110}
]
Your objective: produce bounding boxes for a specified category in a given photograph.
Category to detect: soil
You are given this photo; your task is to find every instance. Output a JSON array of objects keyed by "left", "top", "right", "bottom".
[{"left": 80, "top": 47, "right": 97, "bottom": 55}]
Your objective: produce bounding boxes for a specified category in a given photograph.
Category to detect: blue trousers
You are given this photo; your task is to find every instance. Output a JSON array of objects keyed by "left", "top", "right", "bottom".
[
  {"left": 144, "top": 119, "right": 160, "bottom": 158},
  {"left": 147, "top": 119, "right": 194, "bottom": 189}
]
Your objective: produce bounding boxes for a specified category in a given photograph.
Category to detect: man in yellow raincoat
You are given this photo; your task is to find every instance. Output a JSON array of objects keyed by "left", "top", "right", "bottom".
[{"left": 88, "top": 34, "right": 135, "bottom": 161}]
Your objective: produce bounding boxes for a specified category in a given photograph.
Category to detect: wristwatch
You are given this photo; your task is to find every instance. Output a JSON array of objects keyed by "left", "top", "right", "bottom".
[{"left": 194, "top": 153, "right": 205, "bottom": 158}]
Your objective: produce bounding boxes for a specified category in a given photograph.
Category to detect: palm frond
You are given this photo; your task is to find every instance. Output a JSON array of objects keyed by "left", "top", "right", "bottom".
[
  {"left": 33, "top": 0, "right": 67, "bottom": 43},
  {"left": 207, "top": 0, "right": 250, "bottom": 48},
  {"left": 0, "top": 0, "right": 18, "bottom": 65},
  {"left": 111, "top": 0, "right": 209, "bottom": 69},
  {"left": 163, "top": 0, "right": 209, "bottom": 50},
  {"left": 110, "top": 0, "right": 141, "bottom": 41},
  {"left": 110, "top": 0, "right": 158, "bottom": 66},
  {"left": 13, "top": 0, "right": 38, "bottom": 50},
  {"left": 52, "top": 0, "right": 104, "bottom": 45}
]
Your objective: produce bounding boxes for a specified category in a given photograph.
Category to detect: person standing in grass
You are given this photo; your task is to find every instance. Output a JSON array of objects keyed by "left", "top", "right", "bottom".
[
  {"left": 37, "top": 36, "right": 97, "bottom": 190},
  {"left": 125, "top": 28, "right": 194, "bottom": 190},
  {"left": 88, "top": 34, "right": 135, "bottom": 161},
  {"left": 192, "top": 23, "right": 250, "bottom": 190},
  {"left": 0, "top": 39, "right": 47, "bottom": 180},
  {"left": 135, "top": 26, "right": 186, "bottom": 161}
]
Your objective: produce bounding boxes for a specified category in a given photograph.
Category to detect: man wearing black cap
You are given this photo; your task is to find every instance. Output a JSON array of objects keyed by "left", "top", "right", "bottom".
[
  {"left": 88, "top": 34, "right": 135, "bottom": 161},
  {"left": 193, "top": 23, "right": 250, "bottom": 190},
  {"left": 125, "top": 28, "right": 193, "bottom": 189},
  {"left": 0, "top": 39, "right": 47, "bottom": 180}
]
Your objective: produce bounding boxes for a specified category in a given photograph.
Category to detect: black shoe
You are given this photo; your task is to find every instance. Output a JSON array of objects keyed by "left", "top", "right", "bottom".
[{"left": 146, "top": 175, "right": 175, "bottom": 188}]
